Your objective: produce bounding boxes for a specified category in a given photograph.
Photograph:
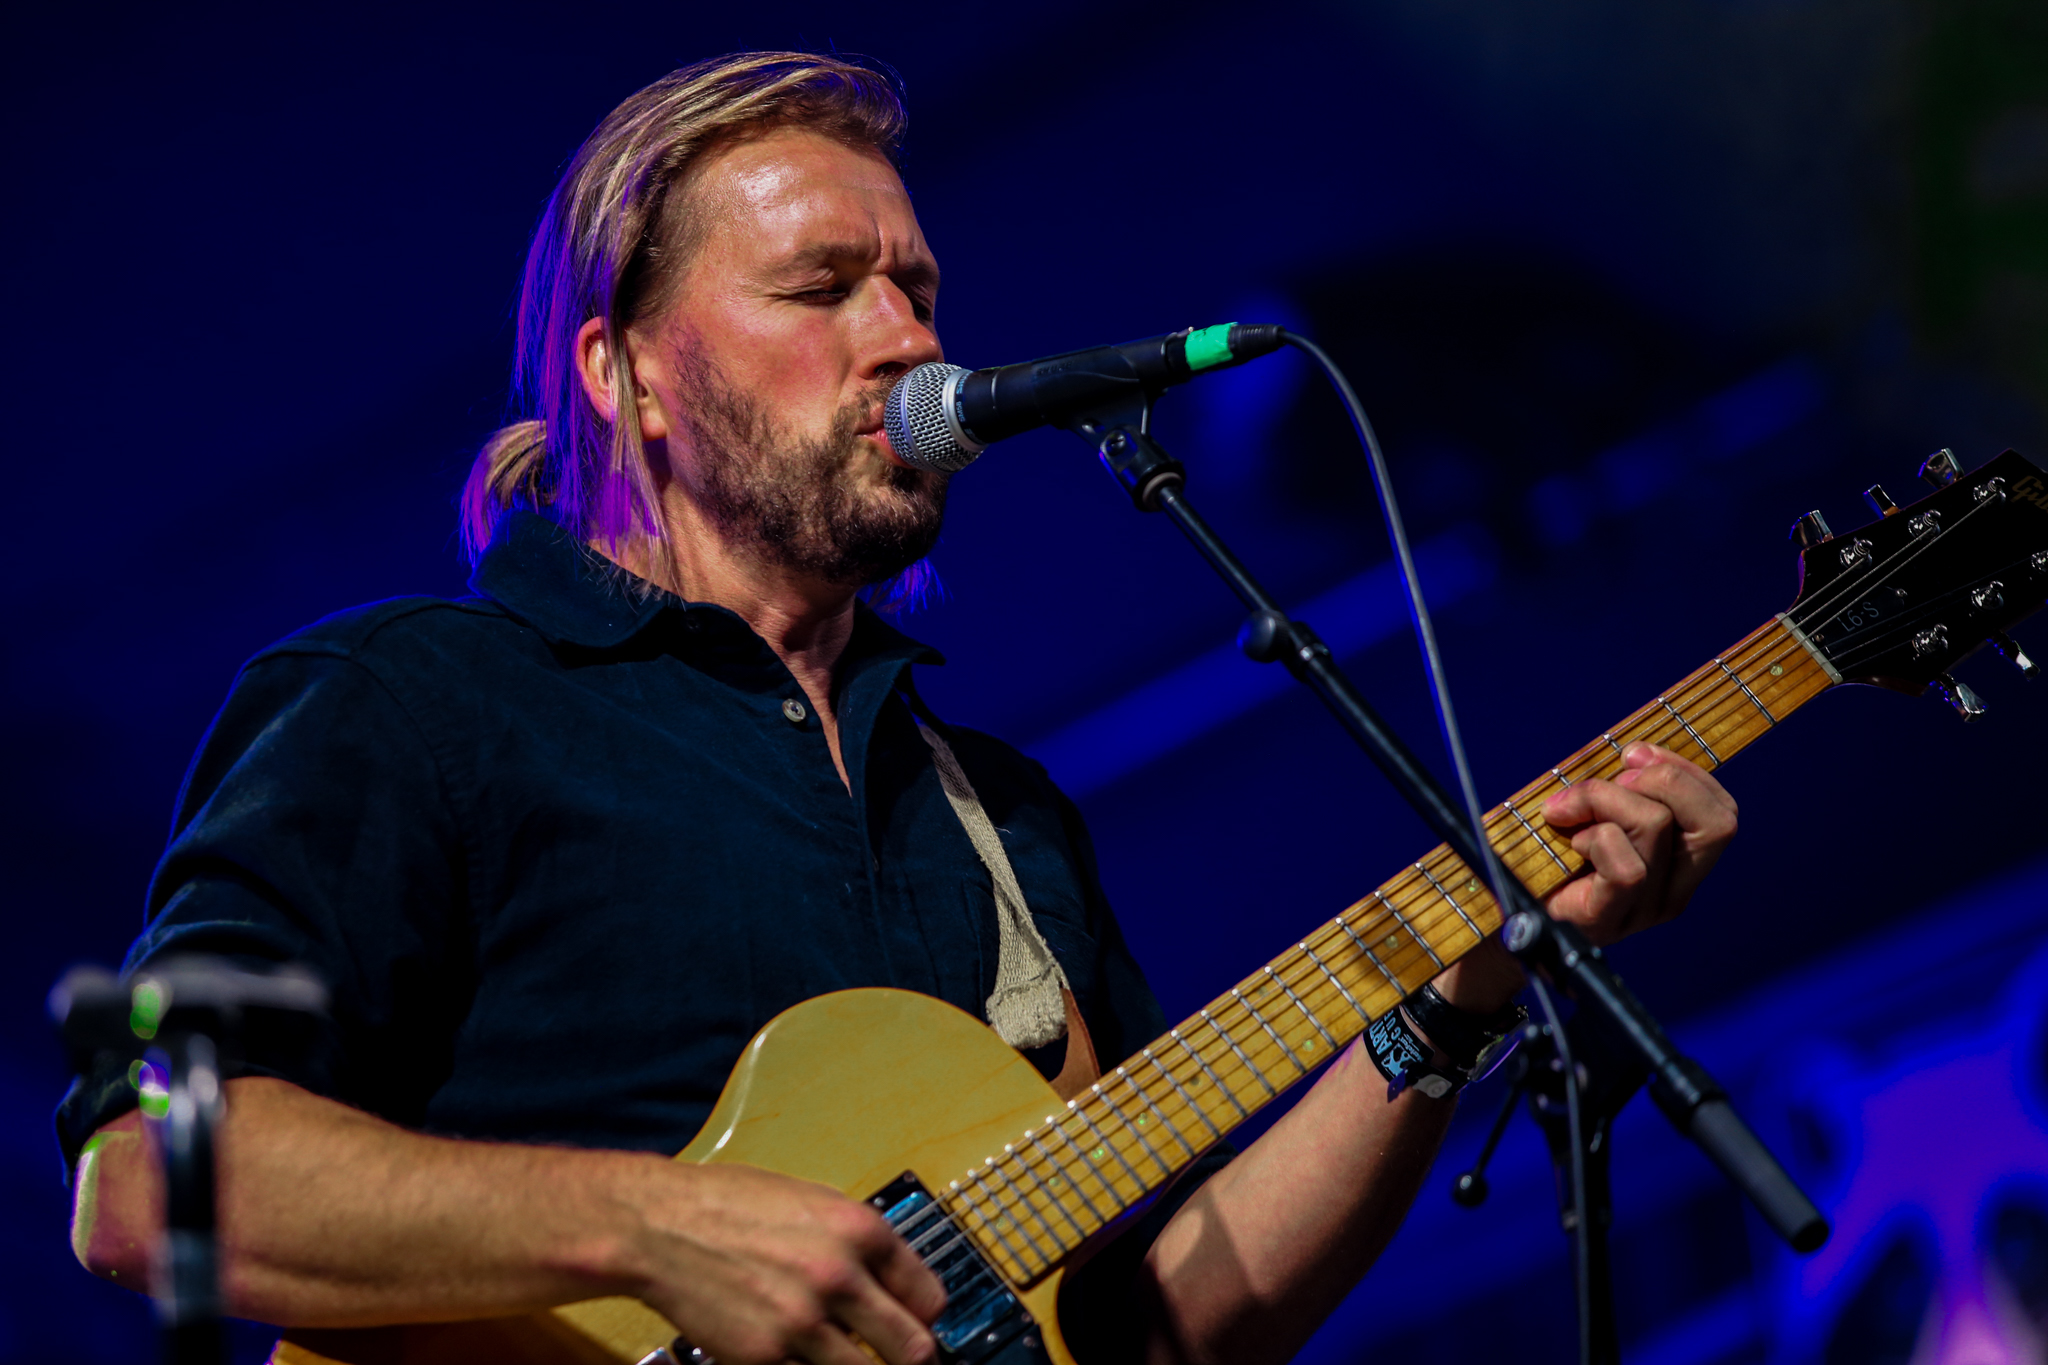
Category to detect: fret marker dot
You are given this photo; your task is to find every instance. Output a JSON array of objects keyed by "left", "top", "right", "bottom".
[
  {"left": 1047, "top": 1176, "right": 1063, "bottom": 1189},
  {"left": 1091, "top": 1146, "right": 1107, "bottom": 1161},
  {"left": 1770, "top": 664, "right": 1784, "bottom": 676},
  {"left": 1384, "top": 933, "right": 1400, "bottom": 949},
  {"left": 1135, "top": 1115, "right": 1149, "bottom": 1127},
  {"left": 1464, "top": 879, "right": 1480, "bottom": 895},
  {"left": 1300, "top": 1037, "right": 1315, "bottom": 1051}
]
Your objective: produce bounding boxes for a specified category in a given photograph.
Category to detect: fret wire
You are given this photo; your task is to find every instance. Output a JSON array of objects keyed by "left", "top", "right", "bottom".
[
  {"left": 1068, "top": 1100, "right": 1151, "bottom": 1197},
  {"left": 1413, "top": 861, "right": 1484, "bottom": 941},
  {"left": 1142, "top": 1048, "right": 1226, "bottom": 1143},
  {"left": 1335, "top": 908, "right": 1423, "bottom": 993},
  {"left": 1656, "top": 696, "right": 1721, "bottom": 765},
  {"left": 1332, "top": 908, "right": 1407, "bottom": 991},
  {"left": 1043, "top": 1120, "right": 1129, "bottom": 1213},
  {"left": 975, "top": 618, "right": 1834, "bottom": 1259},
  {"left": 988, "top": 1151, "right": 1074, "bottom": 1258},
  {"left": 956, "top": 1174, "right": 1038, "bottom": 1275},
  {"left": 1229, "top": 987, "right": 1309, "bottom": 1074},
  {"left": 1382, "top": 888, "right": 1445, "bottom": 967},
  {"left": 1022, "top": 1134, "right": 1100, "bottom": 1239},
  {"left": 1364, "top": 888, "right": 1443, "bottom": 968},
  {"left": 1172, "top": 1029, "right": 1251, "bottom": 1119},
  {"left": 1083, "top": 1086, "right": 1173, "bottom": 1181},
  {"left": 1689, "top": 657, "right": 1775, "bottom": 735},
  {"left": 1201, "top": 1008, "right": 1280, "bottom": 1099},
  {"left": 1116, "top": 1053, "right": 1213, "bottom": 1153},
  {"left": 978, "top": 1161, "right": 1057, "bottom": 1266},
  {"left": 1300, "top": 942, "right": 1372, "bottom": 1024},
  {"left": 1265, "top": 964, "right": 1340, "bottom": 1053},
  {"left": 1110, "top": 1064, "right": 1198, "bottom": 1160},
  {"left": 1672, "top": 677, "right": 1759, "bottom": 753}
]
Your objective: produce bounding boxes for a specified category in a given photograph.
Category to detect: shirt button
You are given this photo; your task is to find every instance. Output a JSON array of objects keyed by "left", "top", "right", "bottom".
[{"left": 782, "top": 697, "right": 808, "bottom": 723}]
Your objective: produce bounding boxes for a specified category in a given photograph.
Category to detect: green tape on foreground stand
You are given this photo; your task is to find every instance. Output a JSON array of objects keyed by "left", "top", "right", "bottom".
[{"left": 1184, "top": 323, "right": 1237, "bottom": 372}]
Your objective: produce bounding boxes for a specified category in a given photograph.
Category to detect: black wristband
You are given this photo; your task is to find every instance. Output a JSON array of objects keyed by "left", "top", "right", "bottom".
[
  {"left": 1403, "top": 983, "right": 1526, "bottom": 1072},
  {"left": 1363, "top": 1007, "right": 1460, "bottom": 1101}
]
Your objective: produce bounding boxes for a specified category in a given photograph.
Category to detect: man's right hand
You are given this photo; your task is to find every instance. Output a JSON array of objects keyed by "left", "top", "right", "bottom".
[
  {"left": 622, "top": 1162, "right": 946, "bottom": 1365},
  {"left": 73, "top": 1078, "right": 945, "bottom": 1365}
]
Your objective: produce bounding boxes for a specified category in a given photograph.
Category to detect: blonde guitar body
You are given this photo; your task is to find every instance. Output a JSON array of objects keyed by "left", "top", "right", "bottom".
[{"left": 274, "top": 990, "right": 1080, "bottom": 1365}]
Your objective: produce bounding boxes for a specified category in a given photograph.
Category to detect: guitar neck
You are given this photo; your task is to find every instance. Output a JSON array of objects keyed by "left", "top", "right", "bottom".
[{"left": 943, "top": 613, "right": 1842, "bottom": 1285}]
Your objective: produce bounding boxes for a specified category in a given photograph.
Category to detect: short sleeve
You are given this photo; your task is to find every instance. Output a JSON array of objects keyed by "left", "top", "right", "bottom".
[{"left": 52, "top": 645, "right": 469, "bottom": 1179}]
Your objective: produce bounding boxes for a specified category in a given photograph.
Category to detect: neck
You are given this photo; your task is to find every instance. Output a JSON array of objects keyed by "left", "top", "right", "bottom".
[
  {"left": 600, "top": 495, "right": 863, "bottom": 790},
  {"left": 612, "top": 496, "right": 862, "bottom": 686},
  {"left": 939, "top": 611, "right": 1842, "bottom": 1288}
]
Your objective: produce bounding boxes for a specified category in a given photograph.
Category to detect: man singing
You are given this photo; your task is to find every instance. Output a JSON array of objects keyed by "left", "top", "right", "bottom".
[{"left": 62, "top": 52, "right": 1738, "bottom": 1365}]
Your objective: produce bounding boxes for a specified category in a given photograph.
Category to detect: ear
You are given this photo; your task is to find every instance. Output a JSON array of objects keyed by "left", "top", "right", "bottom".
[{"left": 573, "top": 316, "right": 671, "bottom": 442}]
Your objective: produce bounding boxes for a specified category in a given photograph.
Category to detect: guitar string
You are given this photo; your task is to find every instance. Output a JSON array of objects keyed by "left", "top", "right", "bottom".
[
  {"left": 1032, "top": 516, "right": 1958, "bottom": 1215},
  {"left": 1790, "top": 497, "right": 2015, "bottom": 676},
  {"left": 1780, "top": 489, "right": 2005, "bottom": 643},
  {"left": 965, "top": 620, "right": 1832, "bottom": 1240}
]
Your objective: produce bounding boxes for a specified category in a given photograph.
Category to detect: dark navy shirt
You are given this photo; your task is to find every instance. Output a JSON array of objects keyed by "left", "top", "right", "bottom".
[{"left": 59, "top": 511, "right": 1179, "bottom": 1165}]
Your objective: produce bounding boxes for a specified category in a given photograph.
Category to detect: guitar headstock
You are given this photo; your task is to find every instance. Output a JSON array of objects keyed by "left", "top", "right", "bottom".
[{"left": 1786, "top": 448, "right": 2048, "bottom": 718}]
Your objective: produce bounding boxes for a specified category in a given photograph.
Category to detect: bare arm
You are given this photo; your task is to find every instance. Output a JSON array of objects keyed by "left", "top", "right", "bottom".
[
  {"left": 73, "top": 1078, "right": 944, "bottom": 1365},
  {"left": 1140, "top": 744, "right": 1739, "bottom": 1365}
]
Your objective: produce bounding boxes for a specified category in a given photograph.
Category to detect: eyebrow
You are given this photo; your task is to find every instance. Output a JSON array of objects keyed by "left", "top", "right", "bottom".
[{"left": 782, "top": 239, "right": 938, "bottom": 292}]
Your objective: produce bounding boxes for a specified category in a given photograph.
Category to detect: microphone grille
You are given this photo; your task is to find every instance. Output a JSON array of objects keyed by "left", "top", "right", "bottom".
[{"left": 884, "top": 363, "right": 981, "bottom": 472}]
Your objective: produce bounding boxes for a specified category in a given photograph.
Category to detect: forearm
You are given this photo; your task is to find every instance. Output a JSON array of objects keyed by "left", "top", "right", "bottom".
[
  {"left": 1137, "top": 1036, "right": 1455, "bottom": 1365},
  {"left": 73, "top": 1076, "right": 658, "bottom": 1327},
  {"left": 1137, "top": 946, "right": 1522, "bottom": 1365}
]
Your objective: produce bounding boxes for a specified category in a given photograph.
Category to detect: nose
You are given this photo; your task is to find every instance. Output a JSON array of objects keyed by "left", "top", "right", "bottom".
[{"left": 859, "top": 277, "right": 943, "bottom": 383}]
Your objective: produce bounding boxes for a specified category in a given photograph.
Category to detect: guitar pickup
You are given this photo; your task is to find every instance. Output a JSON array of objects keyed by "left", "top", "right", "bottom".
[{"left": 868, "top": 1172, "right": 1050, "bottom": 1365}]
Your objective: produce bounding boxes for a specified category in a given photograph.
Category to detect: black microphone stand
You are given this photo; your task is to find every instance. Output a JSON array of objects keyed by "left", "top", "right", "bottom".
[
  {"left": 52, "top": 956, "right": 328, "bottom": 1365},
  {"left": 1065, "top": 406, "right": 1826, "bottom": 1363}
]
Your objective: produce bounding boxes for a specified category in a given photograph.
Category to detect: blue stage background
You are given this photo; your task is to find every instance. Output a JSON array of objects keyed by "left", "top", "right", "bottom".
[{"left": 5, "top": 2, "right": 2046, "bottom": 1360}]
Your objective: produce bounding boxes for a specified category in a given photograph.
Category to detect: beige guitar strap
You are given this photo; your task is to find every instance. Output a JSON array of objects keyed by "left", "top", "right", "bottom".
[{"left": 914, "top": 719, "right": 1101, "bottom": 1099}]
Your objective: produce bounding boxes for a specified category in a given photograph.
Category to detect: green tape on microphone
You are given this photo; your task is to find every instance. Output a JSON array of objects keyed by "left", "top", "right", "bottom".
[{"left": 1183, "top": 323, "right": 1238, "bottom": 372}]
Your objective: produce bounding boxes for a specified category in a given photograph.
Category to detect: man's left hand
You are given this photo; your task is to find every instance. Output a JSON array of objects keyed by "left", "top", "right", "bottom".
[
  {"left": 1539, "top": 741, "right": 1738, "bottom": 943},
  {"left": 1432, "top": 741, "right": 1736, "bottom": 1012}
]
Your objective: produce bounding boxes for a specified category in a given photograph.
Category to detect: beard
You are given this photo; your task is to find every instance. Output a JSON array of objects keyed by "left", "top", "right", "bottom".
[{"left": 670, "top": 342, "right": 948, "bottom": 589}]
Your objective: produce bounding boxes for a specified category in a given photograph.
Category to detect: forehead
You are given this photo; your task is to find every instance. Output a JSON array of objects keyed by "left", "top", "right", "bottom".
[{"left": 688, "top": 125, "right": 926, "bottom": 269}]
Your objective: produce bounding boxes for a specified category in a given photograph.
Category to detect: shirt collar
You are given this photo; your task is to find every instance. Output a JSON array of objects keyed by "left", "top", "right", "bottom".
[{"left": 469, "top": 510, "right": 945, "bottom": 673}]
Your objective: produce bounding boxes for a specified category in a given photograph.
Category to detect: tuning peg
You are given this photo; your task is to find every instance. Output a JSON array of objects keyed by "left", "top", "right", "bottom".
[
  {"left": 1919, "top": 448, "right": 1962, "bottom": 488},
  {"left": 1864, "top": 485, "right": 1900, "bottom": 517},
  {"left": 1988, "top": 632, "right": 2040, "bottom": 679},
  {"left": 1789, "top": 510, "right": 1833, "bottom": 549},
  {"left": 1932, "top": 673, "right": 1988, "bottom": 721}
]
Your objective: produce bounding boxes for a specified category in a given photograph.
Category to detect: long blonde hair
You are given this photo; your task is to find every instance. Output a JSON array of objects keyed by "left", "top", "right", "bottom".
[{"left": 459, "top": 52, "right": 908, "bottom": 570}]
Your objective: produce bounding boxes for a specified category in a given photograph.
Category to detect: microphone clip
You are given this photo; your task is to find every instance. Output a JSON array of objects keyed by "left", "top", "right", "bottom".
[{"left": 1093, "top": 425, "right": 1185, "bottom": 513}]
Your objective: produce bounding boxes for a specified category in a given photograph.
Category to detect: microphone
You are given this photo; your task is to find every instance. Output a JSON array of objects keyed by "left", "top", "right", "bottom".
[{"left": 883, "top": 323, "right": 1287, "bottom": 472}]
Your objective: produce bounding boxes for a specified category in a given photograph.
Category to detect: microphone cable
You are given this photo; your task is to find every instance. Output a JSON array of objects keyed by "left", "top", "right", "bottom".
[{"left": 1279, "top": 329, "right": 1595, "bottom": 1365}]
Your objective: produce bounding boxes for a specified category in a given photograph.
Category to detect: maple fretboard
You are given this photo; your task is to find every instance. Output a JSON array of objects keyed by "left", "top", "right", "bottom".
[{"left": 940, "top": 613, "right": 1839, "bottom": 1286}]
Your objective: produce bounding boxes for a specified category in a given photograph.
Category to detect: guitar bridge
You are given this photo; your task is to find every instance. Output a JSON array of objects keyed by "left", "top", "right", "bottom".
[{"left": 869, "top": 1172, "right": 1049, "bottom": 1364}]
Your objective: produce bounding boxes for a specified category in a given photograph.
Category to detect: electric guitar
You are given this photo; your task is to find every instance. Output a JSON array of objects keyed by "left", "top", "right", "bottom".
[{"left": 275, "top": 448, "right": 2048, "bottom": 1365}]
